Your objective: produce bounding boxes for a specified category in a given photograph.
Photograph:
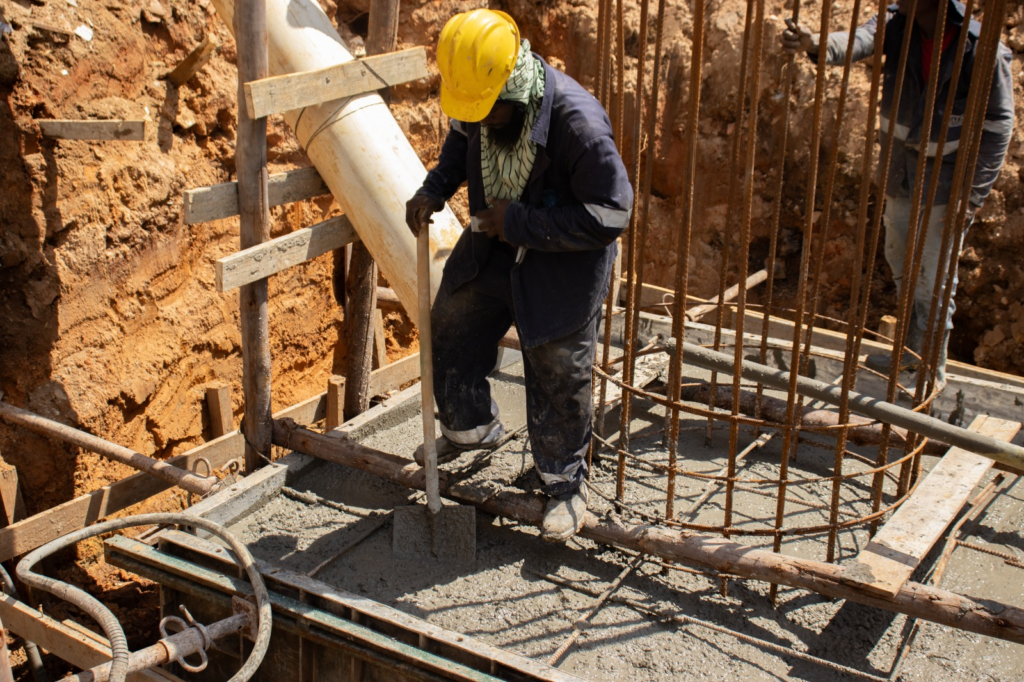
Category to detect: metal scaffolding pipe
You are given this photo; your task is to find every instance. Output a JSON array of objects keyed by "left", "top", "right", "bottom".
[
  {"left": 70, "top": 614, "right": 249, "bottom": 682},
  {"left": 273, "top": 419, "right": 1024, "bottom": 644},
  {"left": 673, "top": 342, "right": 1024, "bottom": 469},
  {"left": 0, "top": 402, "right": 218, "bottom": 496}
]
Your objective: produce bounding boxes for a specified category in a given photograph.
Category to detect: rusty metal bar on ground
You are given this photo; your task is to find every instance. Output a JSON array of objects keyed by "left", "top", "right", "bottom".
[
  {"left": 0, "top": 401, "right": 219, "bottom": 496},
  {"left": 674, "top": 342, "right": 1024, "bottom": 469},
  {"left": 271, "top": 419, "right": 1024, "bottom": 644}
]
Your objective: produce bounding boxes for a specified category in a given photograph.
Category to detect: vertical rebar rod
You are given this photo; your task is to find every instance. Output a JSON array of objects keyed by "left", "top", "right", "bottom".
[
  {"left": 902, "top": 0, "right": 980, "bottom": 475},
  {"left": 879, "top": 0, "right": 953, "bottom": 504},
  {"left": 612, "top": 0, "right": 628, "bottom": 498},
  {"left": 918, "top": 0, "right": 1006, "bottom": 405},
  {"left": 723, "top": 0, "right": 767, "bottom": 536},
  {"left": 773, "top": 0, "right": 836, "bottom": 563},
  {"left": 705, "top": 0, "right": 756, "bottom": 445},
  {"left": 663, "top": 0, "right": 707, "bottom": 517},
  {"left": 844, "top": 0, "right": 915, "bottom": 535},
  {"left": 593, "top": 0, "right": 615, "bottom": 462},
  {"left": 616, "top": 0, "right": 652, "bottom": 499}
]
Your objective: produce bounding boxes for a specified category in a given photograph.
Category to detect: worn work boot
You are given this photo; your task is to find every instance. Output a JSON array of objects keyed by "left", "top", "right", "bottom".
[
  {"left": 413, "top": 422, "right": 506, "bottom": 466},
  {"left": 541, "top": 481, "right": 589, "bottom": 543},
  {"left": 866, "top": 321, "right": 924, "bottom": 375}
]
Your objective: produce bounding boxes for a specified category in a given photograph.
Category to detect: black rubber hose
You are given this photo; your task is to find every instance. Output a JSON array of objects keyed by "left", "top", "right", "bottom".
[
  {"left": 0, "top": 563, "right": 49, "bottom": 682},
  {"left": 16, "top": 513, "right": 272, "bottom": 682}
]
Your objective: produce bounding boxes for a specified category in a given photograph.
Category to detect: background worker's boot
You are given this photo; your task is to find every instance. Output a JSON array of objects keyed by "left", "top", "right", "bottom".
[{"left": 866, "top": 319, "right": 924, "bottom": 375}]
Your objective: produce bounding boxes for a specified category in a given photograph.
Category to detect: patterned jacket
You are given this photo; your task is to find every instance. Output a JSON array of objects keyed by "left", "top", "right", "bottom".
[
  {"left": 418, "top": 57, "right": 634, "bottom": 348},
  {"left": 816, "top": 0, "right": 1014, "bottom": 207}
]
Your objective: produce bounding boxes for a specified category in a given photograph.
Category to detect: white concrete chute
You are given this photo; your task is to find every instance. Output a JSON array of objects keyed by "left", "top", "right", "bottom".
[{"left": 211, "top": 0, "right": 461, "bottom": 320}]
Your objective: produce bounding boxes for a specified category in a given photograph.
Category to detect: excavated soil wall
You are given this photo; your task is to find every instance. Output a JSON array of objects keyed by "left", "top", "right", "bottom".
[{"left": 0, "top": 0, "right": 1022, "bottom": 653}]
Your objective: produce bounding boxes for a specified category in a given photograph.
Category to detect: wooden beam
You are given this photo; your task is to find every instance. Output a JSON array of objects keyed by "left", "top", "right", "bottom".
[
  {"left": 0, "top": 595, "right": 178, "bottom": 682},
  {"left": 183, "top": 166, "right": 330, "bottom": 225},
  {"left": 0, "top": 462, "right": 25, "bottom": 527},
  {"left": 235, "top": 0, "right": 273, "bottom": 474},
  {"left": 841, "top": 415, "right": 1021, "bottom": 597},
  {"left": 216, "top": 215, "right": 358, "bottom": 291},
  {"left": 373, "top": 309, "right": 388, "bottom": 369},
  {"left": 205, "top": 382, "right": 234, "bottom": 438},
  {"left": 243, "top": 47, "right": 428, "bottom": 119},
  {"left": 343, "top": 243, "right": 379, "bottom": 419},
  {"left": 369, "top": 352, "right": 420, "bottom": 397},
  {"left": 167, "top": 33, "right": 220, "bottom": 86},
  {"left": 37, "top": 120, "right": 146, "bottom": 141},
  {"left": 326, "top": 375, "right": 344, "bottom": 430}
]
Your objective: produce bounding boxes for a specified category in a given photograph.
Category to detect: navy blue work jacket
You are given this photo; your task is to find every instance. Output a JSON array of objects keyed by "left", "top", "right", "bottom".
[{"left": 418, "top": 57, "right": 634, "bottom": 349}]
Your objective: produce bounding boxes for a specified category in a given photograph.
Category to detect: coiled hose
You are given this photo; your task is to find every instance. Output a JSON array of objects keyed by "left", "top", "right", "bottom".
[
  {"left": 16, "top": 513, "right": 272, "bottom": 682},
  {"left": 0, "top": 563, "right": 49, "bottom": 682}
]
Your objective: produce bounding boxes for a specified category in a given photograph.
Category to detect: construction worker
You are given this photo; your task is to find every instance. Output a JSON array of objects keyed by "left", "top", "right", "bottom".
[
  {"left": 405, "top": 10, "right": 632, "bottom": 542},
  {"left": 781, "top": 0, "right": 1013, "bottom": 386}
]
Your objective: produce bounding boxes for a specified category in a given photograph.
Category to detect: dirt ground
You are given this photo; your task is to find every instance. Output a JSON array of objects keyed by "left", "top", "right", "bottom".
[
  {"left": 0, "top": 0, "right": 1023, "bottom": 677},
  {"left": 228, "top": 357, "right": 1024, "bottom": 681}
]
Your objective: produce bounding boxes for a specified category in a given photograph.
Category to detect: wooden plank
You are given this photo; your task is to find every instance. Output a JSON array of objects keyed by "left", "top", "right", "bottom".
[
  {"left": 0, "top": 462, "right": 25, "bottom": 527},
  {"left": 0, "top": 431, "right": 242, "bottom": 563},
  {"left": 205, "top": 382, "right": 234, "bottom": 438},
  {"left": 0, "top": 595, "right": 177, "bottom": 682},
  {"left": 216, "top": 215, "right": 358, "bottom": 291},
  {"left": 841, "top": 415, "right": 1021, "bottom": 597},
  {"left": 372, "top": 309, "right": 388, "bottom": 369},
  {"left": 167, "top": 33, "right": 220, "bottom": 86},
  {"left": 368, "top": 352, "right": 419, "bottom": 397},
  {"left": 326, "top": 375, "right": 344, "bottom": 430},
  {"left": 243, "top": 47, "right": 429, "bottom": 119},
  {"left": 37, "top": 120, "right": 147, "bottom": 141},
  {"left": 183, "top": 166, "right": 330, "bottom": 224}
]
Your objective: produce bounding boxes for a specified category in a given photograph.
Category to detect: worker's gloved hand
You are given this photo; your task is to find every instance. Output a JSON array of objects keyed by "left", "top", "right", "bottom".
[
  {"left": 405, "top": 193, "right": 444, "bottom": 237},
  {"left": 781, "top": 18, "right": 819, "bottom": 55},
  {"left": 476, "top": 198, "right": 512, "bottom": 242},
  {"left": 0, "top": 21, "right": 12, "bottom": 40}
]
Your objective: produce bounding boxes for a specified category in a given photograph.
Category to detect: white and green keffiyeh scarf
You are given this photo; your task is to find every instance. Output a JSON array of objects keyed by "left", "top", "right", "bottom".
[{"left": 480, "top": 40, "right": 546, "bottom": 206}]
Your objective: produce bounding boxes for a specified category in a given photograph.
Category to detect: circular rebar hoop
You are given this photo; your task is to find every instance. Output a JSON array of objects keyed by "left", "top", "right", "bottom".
[
  {"left": 591, "top": 337, "right": 935, "bottom": 540},
  {"left": 17, "top": 513, "right": 273, "bottom": 682}
]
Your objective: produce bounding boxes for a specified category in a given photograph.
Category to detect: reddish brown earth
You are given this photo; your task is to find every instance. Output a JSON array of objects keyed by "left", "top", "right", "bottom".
[{"left": 0, "top": 0, "right": 1022, "bottom": 677}]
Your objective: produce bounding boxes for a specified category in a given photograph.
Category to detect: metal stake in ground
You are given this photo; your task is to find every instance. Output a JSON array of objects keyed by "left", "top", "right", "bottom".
[{"left": 392, "top": 220, "right": 476, "bottom": 563}]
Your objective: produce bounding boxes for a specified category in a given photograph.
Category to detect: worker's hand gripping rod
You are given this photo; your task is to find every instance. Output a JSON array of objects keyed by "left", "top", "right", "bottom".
[{"left": 417, "top": 218, "right": 442, "bottom": 515}]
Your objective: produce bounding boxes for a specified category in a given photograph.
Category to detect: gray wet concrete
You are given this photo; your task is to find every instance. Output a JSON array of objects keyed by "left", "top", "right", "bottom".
[{"left": 224, "top": 353, "right": 1024, "bottom": 681}]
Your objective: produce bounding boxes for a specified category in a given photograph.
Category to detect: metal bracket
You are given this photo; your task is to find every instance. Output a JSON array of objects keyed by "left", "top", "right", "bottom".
[{"left": 232, "top": 595, "right": 259, "bottom": 641}]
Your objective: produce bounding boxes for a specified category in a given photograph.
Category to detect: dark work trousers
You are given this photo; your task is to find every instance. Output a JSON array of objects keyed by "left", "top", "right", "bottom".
[{"left": 431, "top": 241, "right": 597, "bottom": 498}]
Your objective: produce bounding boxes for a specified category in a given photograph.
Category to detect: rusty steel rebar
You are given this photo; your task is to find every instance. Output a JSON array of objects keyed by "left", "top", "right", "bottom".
[
  {"left": 0, "top": 401, "right": 218, "bottom": 497},
  {"left": 661, "top": 0, "right": 707, "bottom": 515}
]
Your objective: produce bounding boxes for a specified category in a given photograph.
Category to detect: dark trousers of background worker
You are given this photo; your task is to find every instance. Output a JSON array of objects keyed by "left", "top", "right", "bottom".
[{"left": 431, "top": 241, "right": 596, "bottom": 499}]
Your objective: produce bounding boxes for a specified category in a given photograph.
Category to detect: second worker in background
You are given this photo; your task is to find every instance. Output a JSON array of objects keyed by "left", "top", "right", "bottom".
[{"left": 782, "top": 0, "right": 1013, "bottom": 386}]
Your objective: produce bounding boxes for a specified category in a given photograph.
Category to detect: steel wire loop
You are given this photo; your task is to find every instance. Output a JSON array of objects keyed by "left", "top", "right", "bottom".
[{"left": 17, "top": 512, "right": 273, "bottom": 682}]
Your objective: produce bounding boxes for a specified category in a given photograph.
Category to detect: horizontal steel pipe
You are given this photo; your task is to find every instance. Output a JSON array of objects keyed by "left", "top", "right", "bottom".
[
  {"left": 71, "top": 614, "right": 249, "bottom": 682},
  {"left": 273, "top": 419, "right": 1024, "bottom": 644},
  {"left": 0, "top": 402, "right": 218, "bottom": 496},
  {"left": 677, "top": 342, "right": 1024, "bottom": 469}
]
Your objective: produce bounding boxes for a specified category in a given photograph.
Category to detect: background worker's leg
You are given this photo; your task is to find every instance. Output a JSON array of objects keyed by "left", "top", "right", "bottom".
[
  {"left": 883, "top": 195, "right": 912, "bottom": 294},
  {"left": 913, "top": 204, "right": 967, "bottom": 333},
  {"left": 431, "top": 273, "right": 513, "bottom": 446},
  {"left": 521, "top": 310, "right": 601, "bottom": 498}
]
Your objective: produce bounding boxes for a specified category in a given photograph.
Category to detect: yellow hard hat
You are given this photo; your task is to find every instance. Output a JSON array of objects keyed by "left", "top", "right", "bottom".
[{"left": 437, "top": 9, "right": 521, "bottom": 123}]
